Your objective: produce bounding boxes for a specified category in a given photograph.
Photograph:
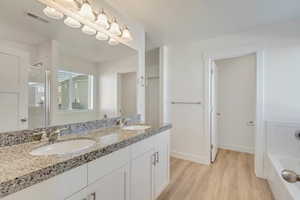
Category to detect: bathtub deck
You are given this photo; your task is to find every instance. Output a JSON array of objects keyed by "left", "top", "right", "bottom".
[{"left": 158, "top": 149, "right": 274, "bottom": 200}]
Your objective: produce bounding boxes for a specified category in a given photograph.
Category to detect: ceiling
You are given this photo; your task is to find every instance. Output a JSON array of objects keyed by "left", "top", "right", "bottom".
[
  {"left": 0, "top": 0, "right": 137, "bottom": 63},
  {"left": 106, "top": 0, "right": 300, "bottom": 48}
]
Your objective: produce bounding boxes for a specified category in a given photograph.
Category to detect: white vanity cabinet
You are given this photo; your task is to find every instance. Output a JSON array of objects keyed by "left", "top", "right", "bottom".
[
  {"left": 2, "top": 164, "right": 88, "bottom": 200},
  {"left": 130, "top": 130, "right": 170, "bottom": 200},
  {"left": 131, "top": 149, "right": 155, "bottom": 200},
  {"left": 86, "top": 165, "right": 129, "bottom": 200},
  {"left": 68, "top": 166, "right": 130, "bottom": 200},
  {"left": 2, "top": 130, "right": 170, "bottom": 200},
  {"left": 153, "top": 131, "right": 170, "bottom": 199}
]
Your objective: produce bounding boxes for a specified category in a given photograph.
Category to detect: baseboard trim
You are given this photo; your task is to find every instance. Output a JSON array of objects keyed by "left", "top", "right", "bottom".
[
  {"left": 171, "top": 151, "right": 210, "bottom": 165},
  {"left": 219, "top": 144, "right": 254, "bottom": 154}
]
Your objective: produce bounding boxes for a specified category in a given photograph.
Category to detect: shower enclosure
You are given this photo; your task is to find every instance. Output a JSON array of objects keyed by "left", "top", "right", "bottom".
[{"left": 28, "top": 63, "right": 51, "bottom": 129}]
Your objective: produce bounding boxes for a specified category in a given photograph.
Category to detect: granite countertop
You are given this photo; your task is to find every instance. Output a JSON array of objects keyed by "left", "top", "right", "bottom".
[{"left": 0, "top": 123, "right": 172, "bottom": 198}]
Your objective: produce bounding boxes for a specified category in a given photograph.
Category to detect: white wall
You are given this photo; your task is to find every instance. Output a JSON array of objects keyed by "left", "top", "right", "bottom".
[
  {"left": 164, "top": 19, "right": 300, "bottom": 164},
  {"left": 266, "top": 121, "right": 300, "bottom": 158},
  {"left": 264, "top": 47, "right": 300, "bottom": 122},
  {"left": 98, "top": 55, "right": 138, "bottom": 118}
]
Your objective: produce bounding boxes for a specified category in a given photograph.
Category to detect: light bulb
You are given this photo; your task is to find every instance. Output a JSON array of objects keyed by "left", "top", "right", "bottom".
[
  {"left": 82, "top": 25, "right": 96, "bottom": 35},
  {"left": 108, "top": 38, "right": 119, "bottom": 46},
  {"left": 96, "top": 32, "right": 109, "bottom": 41},
  {"left": 79, "top": 1, "right": 95, "bottom": 21},
  {"left": 43, "top": 7, "right": 64, "bottom": 20},
  {"left": 121, "top": 27, "right": 133, "bottom": 41},
  {"left": 109, "top": 19, "right": 121, "bottom": 36},
  {"left": 96, "top": 11, "right": 109, "bottom": 29},
  {"left": 64, "top": 17, "right": 81, "bottom": 28}
]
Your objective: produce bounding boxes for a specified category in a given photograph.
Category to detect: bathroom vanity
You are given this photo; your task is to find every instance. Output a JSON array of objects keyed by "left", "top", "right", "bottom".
[
  {"left": 0, "top": 0, "right": 165, "bottom": 199},
  {"left": 0, "top": 124, "right": 171, "bottom": 200}
]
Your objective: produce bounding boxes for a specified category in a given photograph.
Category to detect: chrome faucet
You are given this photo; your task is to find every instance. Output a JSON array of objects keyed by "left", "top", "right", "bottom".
[
  {"left": 33, "top": 128, "right": 69, "bottom": 143},
  {"left": 116, "top": 118, "right": 129, "bottom": 128},
  {"left": 47, "top": 127, "right": 69, "bottom": 143}
]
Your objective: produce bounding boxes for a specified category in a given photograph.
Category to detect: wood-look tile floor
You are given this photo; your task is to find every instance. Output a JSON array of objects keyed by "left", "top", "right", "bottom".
[{"left": 158, "top": 149, "right": 274, "bottom": 200}]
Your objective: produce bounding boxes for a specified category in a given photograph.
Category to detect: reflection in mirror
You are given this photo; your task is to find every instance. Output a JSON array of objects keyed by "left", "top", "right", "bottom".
[
  {"left": 0, "top": 0, "right": 139, "bottom": 132},
  {"left": 57, "top": 70, "right": 94, "bottom": 111},
  {"left": 98, "top": 55, "right": 138, "bottom": 118},
  {"left": 28, "top": 63, "right": 46, "bottom": 129},
  {"left": 118, "top": 72, "right": 137, "bottom": 117}
]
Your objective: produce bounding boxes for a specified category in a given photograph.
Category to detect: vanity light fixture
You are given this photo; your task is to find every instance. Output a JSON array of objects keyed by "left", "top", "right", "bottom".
[
  {"left": 82, "top": 25, "right": 97, "bottom": 35},
  {"left": 79, "top": 0, "right": 95, "bottom": 21},
  {"left": 109, "top": 18, "right": 121, "bottom": 36},
  {"left": 40, "top": 0, "right": 133, "bottom": 45},
  {"left": 43, "top": 6, "right": 64, "bottom": 19},
  {"left": 121, "top": 26, "right": 133, "bottom": 42},
  {"left": 96, "top": 9, "right": 109, "bottom": 29},
  {"left": 108, "top": 37, "right": 119, "bottom": 46},
  {"left": 96, "top": 32, "right": 109, "bottom": 41},
  {"left": 64, "top": 17, "right": 81, "bottom": 28}
]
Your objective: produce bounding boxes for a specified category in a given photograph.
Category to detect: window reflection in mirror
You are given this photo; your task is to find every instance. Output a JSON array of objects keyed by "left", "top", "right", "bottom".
[{"left": 57, "top": 70, "right": 94, "bottom": 111}]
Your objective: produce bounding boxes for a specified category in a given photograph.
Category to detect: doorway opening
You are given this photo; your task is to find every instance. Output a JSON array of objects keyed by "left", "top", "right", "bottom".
[
  {"left": 204, "top": 48, "right": 264, "bottom": 177},
  {"left": 210, "top": 53, "right": 256, "bottom": 163}
]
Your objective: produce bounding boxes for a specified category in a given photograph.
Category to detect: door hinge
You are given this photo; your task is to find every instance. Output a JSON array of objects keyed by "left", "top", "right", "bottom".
[{"left": 211, "top": 144, "right": 213, "bottom": 150}]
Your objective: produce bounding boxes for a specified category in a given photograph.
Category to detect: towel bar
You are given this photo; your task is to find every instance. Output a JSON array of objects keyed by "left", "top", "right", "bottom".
[{"left": 171, "top": 101, "right": 201, "bottom": 105}]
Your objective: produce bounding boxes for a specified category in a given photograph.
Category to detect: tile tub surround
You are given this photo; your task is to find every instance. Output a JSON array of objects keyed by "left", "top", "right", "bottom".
[
  {"left": 0, "top": 123, "right": 172, "bottom": 198},
  {"left": 0, "top": 115, "right": 140, "bottom": 147}
]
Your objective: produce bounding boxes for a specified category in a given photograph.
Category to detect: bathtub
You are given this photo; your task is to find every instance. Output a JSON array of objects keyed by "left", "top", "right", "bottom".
[{"left": 266, "top": 154, "right": 300, "bottom": 200}]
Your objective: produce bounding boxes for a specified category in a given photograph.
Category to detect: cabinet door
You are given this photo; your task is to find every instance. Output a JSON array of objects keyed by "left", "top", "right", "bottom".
[
  {"left": 154, "top": 131, "right": 170, "bottom": 198},
  {"left": 86, "top": 165, "right": 129, "bottom": 200},
  {"left": 131, "top": 150, "right": 155, "bottom": 200}
]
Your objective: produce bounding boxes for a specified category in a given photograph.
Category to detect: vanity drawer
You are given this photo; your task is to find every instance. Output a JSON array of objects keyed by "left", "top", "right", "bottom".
[{"left": 87, "top": 146, "right": 130, "bottom": 184}]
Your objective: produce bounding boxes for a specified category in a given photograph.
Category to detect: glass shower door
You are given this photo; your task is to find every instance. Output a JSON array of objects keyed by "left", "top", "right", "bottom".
[{"left": 28, "top": 63, "right": 50, "bottom": 129}]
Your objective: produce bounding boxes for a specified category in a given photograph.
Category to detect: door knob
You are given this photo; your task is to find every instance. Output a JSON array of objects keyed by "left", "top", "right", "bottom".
[{"left": 247, "top": 121, "right": 255, "bottom": 126}]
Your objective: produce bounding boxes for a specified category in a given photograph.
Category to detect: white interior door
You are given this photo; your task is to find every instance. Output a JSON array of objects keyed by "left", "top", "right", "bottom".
[
  {"left": 0, "top": 46, "right": 29, "bottom": 132},
  {"left": 210, "top": 61, "right": 219, "bottom": 162},
  {"left": 216, "top": 54, "right": 256, "bottom": 153}
]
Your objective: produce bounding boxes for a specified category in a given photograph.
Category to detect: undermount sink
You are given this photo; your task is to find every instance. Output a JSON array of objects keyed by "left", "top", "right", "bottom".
[
  {"left": 122, "top": 125, "right": 151, "bottom": 131},
  {"left": 30, "top": 139, "right": 96, "bottom": 156},
  {"left": 100, "top": 134, "right": 121, "bottom": 145}
]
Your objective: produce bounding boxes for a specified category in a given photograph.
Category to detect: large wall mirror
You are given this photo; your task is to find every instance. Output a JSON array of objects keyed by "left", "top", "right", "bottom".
[{"left": 0, "top": 0, "right": 140, "bottom": 132}]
